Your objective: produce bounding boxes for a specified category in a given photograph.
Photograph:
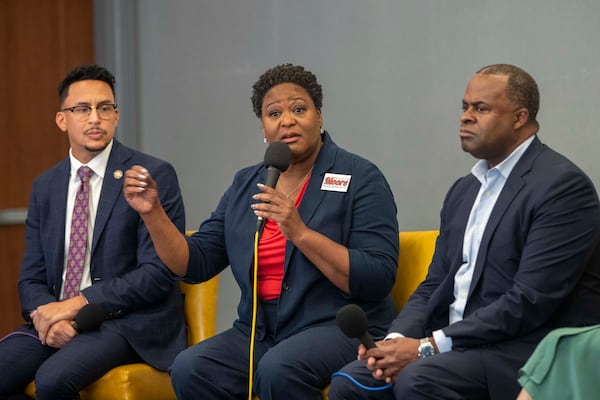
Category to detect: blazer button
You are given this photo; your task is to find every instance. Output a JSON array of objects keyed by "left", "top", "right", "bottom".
[{"left": 282, "top": 282, "right": 289, "bottom": 290}]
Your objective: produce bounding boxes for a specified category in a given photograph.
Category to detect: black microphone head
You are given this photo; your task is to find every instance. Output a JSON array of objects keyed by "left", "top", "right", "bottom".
[
  {"left": 263, "top": 142, "right": 291, "bottom": 172},
  {"left": 74, "top": 303, "right": 105, "bottom": 332},
  {"left": 336, "top": 304, "right": 369, "bottom": 339},
  {"left": 256, "top": 142, "right": 292, "bottom": 236}
]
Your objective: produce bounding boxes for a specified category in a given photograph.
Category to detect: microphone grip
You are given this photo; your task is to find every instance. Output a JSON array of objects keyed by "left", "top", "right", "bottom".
[
  {"left": 256, "top": 216, "right": 266, "bottom": 235},
  {"left": 264, "top": 166, "right": 281, "bottom": 188},
  {"left": 72, "top": 321, "right": 84, "bottom": 333},
  {"left": 359, "top": 332, "right": 377, "bottom": 349},
  {"left": 256, "top": 166, "right": 282, "bottom": 235}
]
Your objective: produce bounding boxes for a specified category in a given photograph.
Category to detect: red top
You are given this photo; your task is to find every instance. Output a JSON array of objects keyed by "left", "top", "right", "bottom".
[{"left": 257, "top": 178, "right": 311, "bottom": 300}]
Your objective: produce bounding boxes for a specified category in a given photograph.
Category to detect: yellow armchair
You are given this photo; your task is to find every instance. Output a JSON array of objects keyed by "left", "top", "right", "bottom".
[
  {"left": 392, "top": 230, "right": 438, "bottom": 310},
  {"left": 24, "top": 274, "right": 220, "bottom": 400}
]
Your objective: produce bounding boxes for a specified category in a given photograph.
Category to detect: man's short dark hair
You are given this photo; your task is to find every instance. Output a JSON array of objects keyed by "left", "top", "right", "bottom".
[
  {"left": 476, "top": 64, "right": 539, "bottom": 122},
  {"left": 58, "top": 64, "right": 116, "bottom": 105}
]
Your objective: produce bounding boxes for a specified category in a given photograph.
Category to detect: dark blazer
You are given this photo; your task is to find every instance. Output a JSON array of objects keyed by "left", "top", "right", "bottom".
[
  {"left": 185, "top": 131, "right": 399, "bottom": 341},
  {"left": 391, "top": 136, "right": 600, "bottom": 352},
  {"left": 18, "top": 140, "right": 187, "bottom": 370}
]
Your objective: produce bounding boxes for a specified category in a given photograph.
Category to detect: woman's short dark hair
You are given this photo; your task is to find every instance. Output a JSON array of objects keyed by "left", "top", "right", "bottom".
[
  {"left": 251, "top": 64, "right": 323, "bottom": 118},
  {"left": 58, "top": 64, "right": 116, "bottom": 105}
]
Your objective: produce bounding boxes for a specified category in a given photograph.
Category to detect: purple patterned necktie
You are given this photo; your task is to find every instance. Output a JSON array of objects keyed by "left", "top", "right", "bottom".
[{"left": 63, "top": 166, "right": 92, "bottom": 299}]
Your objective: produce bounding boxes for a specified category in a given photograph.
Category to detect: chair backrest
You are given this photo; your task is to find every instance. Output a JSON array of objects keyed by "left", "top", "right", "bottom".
[
  {"left": 181, "top": 230, "right": 220, "bottom": 346},
  {"left": 180, "top": 276, "right": 219, "bottom": 345},
  {"left": 391, "top": 230, "right": 438, "bottom": 311}
]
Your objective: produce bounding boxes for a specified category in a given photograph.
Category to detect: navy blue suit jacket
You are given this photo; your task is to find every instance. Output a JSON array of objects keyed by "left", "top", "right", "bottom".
[
  {"left": 18, "top": 140, "right": 187, "bottom": 370},
  {"left": 185, "top": 131, "right": 399, "bottom": 341},
  {"left": 391, "top": 137, "right": 600, "bottom": 354}
]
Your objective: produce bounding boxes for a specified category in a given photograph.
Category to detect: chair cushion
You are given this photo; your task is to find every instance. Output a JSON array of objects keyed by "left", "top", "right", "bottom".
[
  {"left": 25, "top": 363, "right": 175, "bottom": 400},
  {"left": 23, "top": 275, "right": 219, "bottom": 400}
]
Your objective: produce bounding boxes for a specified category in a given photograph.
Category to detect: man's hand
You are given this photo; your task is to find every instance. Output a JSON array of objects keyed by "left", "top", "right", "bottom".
[
  {"left": 31, "top": 295, "right": 86, "bottom": 345},
  {"left": 45, "top": 320, "right": 78, "bottom": 348},
  {"left": 358, "top": 337, "right": 421, "bottom": 383}
]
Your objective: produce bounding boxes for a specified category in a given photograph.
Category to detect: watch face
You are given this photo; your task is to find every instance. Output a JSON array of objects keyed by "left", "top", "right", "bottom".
[{"left": 419, "top": 343, "right": 435, "bottom": 358}]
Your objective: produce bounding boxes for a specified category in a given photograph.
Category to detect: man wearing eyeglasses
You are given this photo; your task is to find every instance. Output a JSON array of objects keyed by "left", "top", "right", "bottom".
[{"left": 0, "top": 64, "right": 187, "bottom": 399}]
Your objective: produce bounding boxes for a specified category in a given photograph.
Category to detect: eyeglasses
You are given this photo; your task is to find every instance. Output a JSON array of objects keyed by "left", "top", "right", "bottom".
[{"left": 61, "top": 104, "right": 117, "bottom": 121}]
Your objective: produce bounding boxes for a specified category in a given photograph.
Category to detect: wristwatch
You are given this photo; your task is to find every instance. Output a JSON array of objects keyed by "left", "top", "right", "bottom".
[{"left": 418, "top": 337, "right": 436, "bottom": 358}]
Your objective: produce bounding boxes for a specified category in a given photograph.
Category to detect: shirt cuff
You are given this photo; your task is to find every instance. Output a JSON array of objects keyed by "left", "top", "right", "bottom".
[
  {"left": 385, "top": 332, "right": 404, "bottom": 340},
  {"left": 433, "top": 329, "right": 452, "bottom": 353}
]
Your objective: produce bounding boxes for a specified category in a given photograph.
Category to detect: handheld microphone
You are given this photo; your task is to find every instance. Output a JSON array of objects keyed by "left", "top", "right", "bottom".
[
  {"left": 336, "top": 304, "right": 377, "bottom": 349},
  {"left": 256, "top": 141, "right": 292, "bottom": 235},
  {"left": 73, "top": 303, "right": 105, "bottom": 333}
]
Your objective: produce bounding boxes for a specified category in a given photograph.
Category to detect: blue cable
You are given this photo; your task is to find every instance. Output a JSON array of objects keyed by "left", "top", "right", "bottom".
[{"left": 331, "top": 372, "right": 393, "bottom": 391}]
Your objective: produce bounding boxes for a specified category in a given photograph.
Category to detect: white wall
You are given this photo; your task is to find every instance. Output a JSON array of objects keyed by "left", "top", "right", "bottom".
[{"left": 97, "top": 0, "right": 600, "bottom": 333}]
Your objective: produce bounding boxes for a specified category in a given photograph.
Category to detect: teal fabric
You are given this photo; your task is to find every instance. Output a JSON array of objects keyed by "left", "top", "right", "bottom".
[{"left": 518, "top": 325, "right": 600, "bottom": 399}]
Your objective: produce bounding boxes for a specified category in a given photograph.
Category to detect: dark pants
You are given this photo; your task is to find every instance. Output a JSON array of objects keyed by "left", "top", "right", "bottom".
[
  {"left": 0, "top": 324, "right": 141, "bottom": 400},
  {"left": 328, "top": 343, "right": 529, "bottom": 400},
  {"left": 170, "top": 301, "right": 358, "bottom": 400}
]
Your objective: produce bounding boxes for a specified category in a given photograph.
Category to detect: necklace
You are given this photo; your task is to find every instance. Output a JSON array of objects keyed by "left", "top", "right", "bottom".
[{"left": 281, "top": 167, "right": 313, "bottom": 199}]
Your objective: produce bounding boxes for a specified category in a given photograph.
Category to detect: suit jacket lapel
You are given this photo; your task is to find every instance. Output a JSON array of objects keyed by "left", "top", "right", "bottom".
[
  {"left": 50, "top": 160, "right": 71, "bottom": 285},
  {"left": 296, "top": 142, "right": 335, "bottom": 227},
  {"left": 284, "top": 135, "right": 336, "bottom": 266},
  {"left": 468, "top": 137, "right": 541, "bottom": 295},
  {"left": 452, "top": 177, "right": 480, "bottom": 276},
  {"left": 92, "top": 141, "right": 132, "bottom": 252},
  {"left": 426, "top": 176, "right": 480, "bottom": 320}
]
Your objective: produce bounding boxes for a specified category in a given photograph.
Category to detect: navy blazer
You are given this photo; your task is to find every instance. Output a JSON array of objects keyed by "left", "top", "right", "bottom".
[
  {"left": 391, "top": 136, "right": 600, "bottom": 352},
  {"left": 185, "top": 132, "right": 399, "bottom": 340},
  {"left": 18, "top": 140, "right": 187, "bottom": 370}
]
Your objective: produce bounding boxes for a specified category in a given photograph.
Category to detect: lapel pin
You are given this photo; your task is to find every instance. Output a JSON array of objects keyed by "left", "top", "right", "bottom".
[{"left": 113, "top": 170, "right": 123, "bottom": 180}]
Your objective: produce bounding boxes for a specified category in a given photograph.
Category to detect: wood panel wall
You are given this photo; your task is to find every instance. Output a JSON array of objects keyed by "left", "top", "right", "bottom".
[{"left": 0, "top": 0, "right": 94, "bottom": 336}]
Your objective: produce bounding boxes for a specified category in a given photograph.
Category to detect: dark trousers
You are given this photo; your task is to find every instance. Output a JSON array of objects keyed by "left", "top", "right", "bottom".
[
  {"left": 328, "top": 342, "right": 531, "bottom": 400},
  {"left": 170, "top": 300, "right": 358, "bottom": 400},
  {"left": 0, "top": 324, "right": 141, "bottom": 400}
]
